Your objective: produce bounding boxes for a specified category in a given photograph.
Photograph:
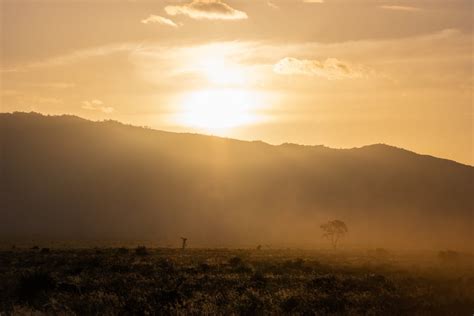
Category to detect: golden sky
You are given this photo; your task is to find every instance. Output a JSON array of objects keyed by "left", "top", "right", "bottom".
[{"left": 1, "top": 0, "right": 473, "bottom": 164}]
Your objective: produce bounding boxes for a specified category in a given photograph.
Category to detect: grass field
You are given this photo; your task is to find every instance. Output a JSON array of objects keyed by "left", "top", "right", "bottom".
[{"left": 1, "top": 247, "right": 473, "bottom": 315}]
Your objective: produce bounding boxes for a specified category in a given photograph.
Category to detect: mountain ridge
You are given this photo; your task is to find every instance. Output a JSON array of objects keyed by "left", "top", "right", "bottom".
[
  {"left": 1, "top": 112, "right": 472, "bottom": 250},
  {"left": 2, "top": 111, "right": 470, "bottom": 167}
]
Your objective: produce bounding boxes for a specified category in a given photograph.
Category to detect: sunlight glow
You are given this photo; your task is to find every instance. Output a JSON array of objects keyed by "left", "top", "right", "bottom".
[
  {"left": 199, "top": 57, "right": 246, "bottom": 85},
  {"left": 176, "top": 89, "right": 265, "bottom": 131},
  {"left": 169, "top": 43, "right": 273, "bottom": 133}
]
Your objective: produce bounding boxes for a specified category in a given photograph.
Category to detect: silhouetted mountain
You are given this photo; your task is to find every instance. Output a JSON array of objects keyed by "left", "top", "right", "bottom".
[{"left": 1, "top": 112, "right": 472, "bottom": 249}]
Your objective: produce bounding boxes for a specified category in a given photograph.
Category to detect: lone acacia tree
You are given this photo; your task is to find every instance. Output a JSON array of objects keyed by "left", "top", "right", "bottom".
[{"left": 320, "top": 220, "right": 348, "bottom": 249}]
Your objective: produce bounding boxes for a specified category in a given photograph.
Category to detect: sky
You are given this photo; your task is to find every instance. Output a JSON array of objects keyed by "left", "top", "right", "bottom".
[{"left": 1, "top": 0, "right": 473, "bottom": 165}]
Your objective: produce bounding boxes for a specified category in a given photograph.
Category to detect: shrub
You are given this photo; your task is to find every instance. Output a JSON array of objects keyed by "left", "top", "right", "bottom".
[
  {"left": 438, "top": 250, "right": 459, "bottom": 261},
  {"left": 228, "top": 256, "right": 243, "bottom": 267},
  {"left": 117, "top": 247, "right": 129, "bottom": 255},
  {"left": 135, "top": 246, "right": 149, "bottom": 256},
  {"left": 250, "top": 271, "right": 267, "bottom": 288},
  {"left": 18, "top": 271, "right": 56, "bottom": 303},
  {"left": 281, "top": 296, "right": 300, "bottom": 313},
  {"left": 198, "top": 262, "right": 211, "bottom": 273},
  {"left": 375, "top": 248, "right": 389, "bottom": 257}
]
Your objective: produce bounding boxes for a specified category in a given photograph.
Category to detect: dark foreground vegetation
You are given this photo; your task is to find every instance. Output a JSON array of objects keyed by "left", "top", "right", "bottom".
[{"left": 1, "top": 247, "right": 473, "bottom": 315}]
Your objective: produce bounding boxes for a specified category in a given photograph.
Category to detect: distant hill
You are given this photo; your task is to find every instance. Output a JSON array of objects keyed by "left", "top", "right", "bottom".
[{"left": 1, "top": 112, "right": 472, "bottom": 250}]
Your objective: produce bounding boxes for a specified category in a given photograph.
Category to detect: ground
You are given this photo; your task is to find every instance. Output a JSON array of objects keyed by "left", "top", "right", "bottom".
[{"left": 1, "top": 247, "right": 473, "bottom": 315}]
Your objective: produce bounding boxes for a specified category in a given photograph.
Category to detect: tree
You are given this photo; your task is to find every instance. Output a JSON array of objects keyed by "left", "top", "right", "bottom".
[{"left": 320, "top": 220, "right": 348, "bottom": 249}]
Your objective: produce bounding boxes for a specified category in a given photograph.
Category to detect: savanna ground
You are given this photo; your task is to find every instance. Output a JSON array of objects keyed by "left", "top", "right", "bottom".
[{"left": 0, "top": 246, "right": 473, "bottom": 315}]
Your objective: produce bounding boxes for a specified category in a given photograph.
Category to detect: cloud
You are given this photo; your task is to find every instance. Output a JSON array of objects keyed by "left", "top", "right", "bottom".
[
  {"left": 273, "top": 57, "right": 371, "bottom": 79},
  {"left": 267, "top": 1, "right": 279, "bottom": 9},
  {"left": 82, "top": 100, "right": 114, "bottom": 113},
  {"left": 141, "top": 15, "right": 179, "bottom": 27},
  {"left": 165, "top": 0, "right": 248, "bottom": 20},
  {"left": 2, "top": 43, "right": 138, "bottom": 73},
  {"left": 379, "top": 5, "right": 421, "bottom": 12},
  {"left": 130, "top": 29, "right": 467, "bottom": 89}
]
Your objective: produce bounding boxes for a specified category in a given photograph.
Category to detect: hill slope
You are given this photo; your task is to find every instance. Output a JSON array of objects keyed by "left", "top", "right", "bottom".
[{"left": 1, "top": 112, "right": 472, "bottom": 249}]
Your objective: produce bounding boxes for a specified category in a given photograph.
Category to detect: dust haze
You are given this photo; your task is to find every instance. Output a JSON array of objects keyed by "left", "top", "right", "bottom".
[{"left": 1, "top": 113, "right": 472, "bottom": 251}]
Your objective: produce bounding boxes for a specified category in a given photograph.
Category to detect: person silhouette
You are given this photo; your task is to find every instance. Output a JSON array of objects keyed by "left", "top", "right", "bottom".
[{"left": 180, "top": 237, "right": 187, "bottom": 250}]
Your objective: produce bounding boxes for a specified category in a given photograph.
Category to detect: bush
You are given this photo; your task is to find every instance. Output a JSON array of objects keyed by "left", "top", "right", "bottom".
[
  {"left": 250, "top": 271, "right": 267, "bottom": 288},
  {"left": 438, "top": 250, "right": 461, "bottom": 265},
  {"left": 117, "top": 247, "right": 129, "bottom": 254},
  {"left": 228, "top": 256, "right": 243, "bottom": 267},
  {"left": 281, "top": 296, "right": 300, "bottom": 313},
  {"left": 18, "top": 271, "right": 56, "bottom": 303},
  {"left": 135, "top": 246, "right": 149, "bottom": 256},
  {"left": 375, "top": 248, "right": 389, "bottom": 257}
]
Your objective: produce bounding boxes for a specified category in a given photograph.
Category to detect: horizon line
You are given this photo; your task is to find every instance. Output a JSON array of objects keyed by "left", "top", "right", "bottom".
[{"left": 2, "top": 111, "right": 473, "bottom": 168}]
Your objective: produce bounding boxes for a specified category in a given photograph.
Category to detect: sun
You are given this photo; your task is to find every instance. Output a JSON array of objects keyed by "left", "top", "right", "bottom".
[
  {"left": 176, "top": 88, "right": 264, "bottom": 132},
  {"left": 172, "top": 43, "right": 271, "bottom": 133}
]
